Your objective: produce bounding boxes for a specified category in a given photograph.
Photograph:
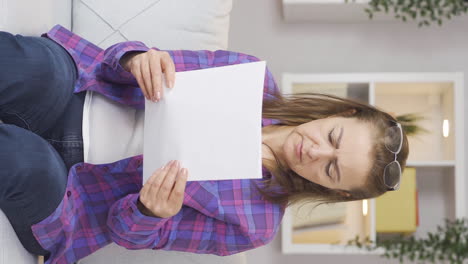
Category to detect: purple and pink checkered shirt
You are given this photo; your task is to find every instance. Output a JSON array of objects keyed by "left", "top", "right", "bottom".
[{"left": 31, "top": 24, "right": 286, "bottom": 264}]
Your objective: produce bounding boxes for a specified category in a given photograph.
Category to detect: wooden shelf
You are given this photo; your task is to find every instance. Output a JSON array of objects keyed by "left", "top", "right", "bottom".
[
  {"left": 280, "top": 72, "right": 465, "bottom": 254},
  {"left": 406, "top": 160, "right": 455, "bottom": 167}
]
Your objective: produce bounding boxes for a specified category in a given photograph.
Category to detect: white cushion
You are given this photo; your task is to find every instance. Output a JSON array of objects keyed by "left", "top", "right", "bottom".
[
  {"left": 0, "top": 210, "right": 37, "bottom": 264},
  {"left": 72, "top": 0, "right": 243, "bottom": 263},
  {"left": 78, "top": 243, "right": 246, "bottom": 264},
  {"left": 72, "top": 0, "right": 231, "bottom": 50},
  {"left": 0, "top": 0, "right": 71, "bottom": 35}
]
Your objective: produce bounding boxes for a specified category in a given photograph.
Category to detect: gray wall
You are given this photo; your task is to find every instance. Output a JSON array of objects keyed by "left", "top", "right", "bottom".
[{"left": 228, "top": 0, "right": 468, "bottom": 263}]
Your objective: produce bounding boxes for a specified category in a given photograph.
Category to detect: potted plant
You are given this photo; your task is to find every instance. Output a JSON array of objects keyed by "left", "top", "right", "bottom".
[
  {"left": 346, "top": 0, "right": 468, "bottom": 27},
  {"left": 347, "top": 217, "right": 468, "bottom": 264}
]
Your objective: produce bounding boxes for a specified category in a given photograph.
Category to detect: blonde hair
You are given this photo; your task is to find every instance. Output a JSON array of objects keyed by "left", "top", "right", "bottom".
[{"left": 256, "top": 92, "right": 409, "bottom": 208}]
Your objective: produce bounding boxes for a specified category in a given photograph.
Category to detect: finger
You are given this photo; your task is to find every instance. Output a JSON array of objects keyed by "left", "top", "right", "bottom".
[
  {"left": 152, "top": 56, "right": 162, "bottom": 101},
  {"left": 147, "top": 161, "right": 173, "bottom": 198},
  {"left": 161, "top": 52, "right": 175, "bottom": 89},
  {"left": 139, "top": 181, "right": 149, "bottom": 205},
  {"left": 140, "top": 58, "right": 153, "bottom": 101},
  {"left": 140, "top": 165, "right": 164, "bottom": 206},
  {"left": 157, "top": 160, "right": 180, "bottom": 201},
  {"left": 131, "top": 64, "right": 149, "bottom": 100},
  {"left": 149, "top": 53, "right": 162, "bottom": 100},
  {"left": 169, "top": 168, "right": 188, "bottom": 203}
]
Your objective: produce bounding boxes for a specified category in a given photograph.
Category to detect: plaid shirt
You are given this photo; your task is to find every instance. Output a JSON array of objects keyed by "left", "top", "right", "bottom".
[{"left": 30, "top": 25, "right": 286, "bottom": 264}]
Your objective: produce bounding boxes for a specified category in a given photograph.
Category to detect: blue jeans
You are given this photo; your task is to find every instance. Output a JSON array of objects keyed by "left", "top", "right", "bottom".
[{"left": 0, "top": 31, "right": 85, "bottom": 258}]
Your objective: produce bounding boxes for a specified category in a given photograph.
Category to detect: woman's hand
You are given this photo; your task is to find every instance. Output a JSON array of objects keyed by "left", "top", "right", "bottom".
[
  {"left": 120, "top": 49, "right": 175, "bottom": 102},
  {"left": 137, "top": 160, "right": 188, "bottom": 218}
]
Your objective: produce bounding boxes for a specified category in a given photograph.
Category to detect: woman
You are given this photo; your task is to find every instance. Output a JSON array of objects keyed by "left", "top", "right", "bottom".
[{"left": 0, "top": 25, "right": 409, "bottom": 264}]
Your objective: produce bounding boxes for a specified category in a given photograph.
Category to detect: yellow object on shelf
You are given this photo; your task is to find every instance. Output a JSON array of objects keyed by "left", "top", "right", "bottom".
[
  {"left": 292, "top": 228, "right": 343, "bottom": 244},
  {"left": 375, "top": 168, "right": 418, "bottom": 234}
]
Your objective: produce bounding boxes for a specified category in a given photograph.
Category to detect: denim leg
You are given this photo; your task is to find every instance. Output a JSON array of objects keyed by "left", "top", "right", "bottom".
[
  {"left": 0, "top": 124, "right": 68, "bottom": 257},
  {"left": 0, "top": 30, "right": 85, "bottom": 172},
  {"left": 42, "top": 91, "right": 86, "bottom": 172},
  {"left": 0, "top": 31, "right": 78, "bottom": 137}
]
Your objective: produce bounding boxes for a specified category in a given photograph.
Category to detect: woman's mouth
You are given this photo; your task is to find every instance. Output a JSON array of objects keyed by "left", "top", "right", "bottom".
[{"left": 296, "top": 140, "right": 303, "bottom": 162}]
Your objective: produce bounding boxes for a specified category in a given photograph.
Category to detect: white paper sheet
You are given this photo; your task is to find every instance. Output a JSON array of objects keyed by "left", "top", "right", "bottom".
[{"left": 143, "top": 61, "right": 266, "bottom": 182}]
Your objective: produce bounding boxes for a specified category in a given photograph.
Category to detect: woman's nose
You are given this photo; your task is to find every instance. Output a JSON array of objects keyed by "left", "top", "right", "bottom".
[{"left": 307, "top": 145, "right": 335, "bottom": 161}]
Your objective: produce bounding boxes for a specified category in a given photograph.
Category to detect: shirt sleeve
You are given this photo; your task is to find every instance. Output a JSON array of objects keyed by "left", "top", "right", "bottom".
[
  {"left": 99, "top": 41, "right": 153, "bottom": 85},
  {"left": 99, "top": 43, "right": 263, "bottom": 85},
  {"left": 97, "top": 43, "right": 277, "bottom": 111},
  {"left": 106, "top": 193, "right": 279, "bottom": 256}
]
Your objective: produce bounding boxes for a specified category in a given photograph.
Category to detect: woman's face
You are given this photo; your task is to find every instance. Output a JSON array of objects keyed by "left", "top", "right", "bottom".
[{"left": 283, "top": 117, "right": 374, "bottom": 192}]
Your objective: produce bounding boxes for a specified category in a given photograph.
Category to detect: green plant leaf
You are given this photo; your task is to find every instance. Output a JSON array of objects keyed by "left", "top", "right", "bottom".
[{"left": 347, "top": 217, "right": 468, "bottom": 263}]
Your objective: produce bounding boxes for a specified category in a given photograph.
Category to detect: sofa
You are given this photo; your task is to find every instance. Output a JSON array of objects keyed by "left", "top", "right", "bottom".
[{"left": 0, "top": 0, "right": 246, "bottom": 263}]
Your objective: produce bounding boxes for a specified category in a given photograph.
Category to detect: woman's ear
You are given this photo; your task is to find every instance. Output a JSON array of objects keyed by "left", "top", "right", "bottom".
[
  {"left": 329, "top": 108, "right": 357, "bottom": 118},
  {"left": 342, "top": 108, "right": 357, "bottom": 117},
  {"left": 336, "top": 190, "right": 351, "bottom": 198}
]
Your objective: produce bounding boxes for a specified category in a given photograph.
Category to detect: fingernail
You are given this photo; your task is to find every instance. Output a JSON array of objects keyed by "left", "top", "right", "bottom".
[
  {"left": 161, "top": 164, "right": 166, "bottom": 170},
  {"left": 170, "top": 81, "right": 174, "bottom": 88},
  {"left": 174, "top": 160, "right": 180, "bottom": 167},
  {"left": 182, "top": 168, "right": 187, "bottom": 175},
  {"left": 157, "top": 91, "right": 161, "bottom": 100}
]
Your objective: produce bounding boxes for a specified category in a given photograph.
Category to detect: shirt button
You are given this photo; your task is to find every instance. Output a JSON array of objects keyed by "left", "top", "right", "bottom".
[
  {"left": 136, "top": 158, "right": 143, "bottom": 167},
  {"left": 67, "top": 191, "right": 71, "bottom": 197},
  {"left": 76, "top": 164, "right": 82, "bottom": 171}
]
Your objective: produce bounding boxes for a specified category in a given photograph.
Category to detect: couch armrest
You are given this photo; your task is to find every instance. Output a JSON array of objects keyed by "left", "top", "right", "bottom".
[
  {"left": 0, "top": 210, "right": 38, "bottom": 264},
  {"left": 0, "top": 0, "right": 72, "bottom": 35}
]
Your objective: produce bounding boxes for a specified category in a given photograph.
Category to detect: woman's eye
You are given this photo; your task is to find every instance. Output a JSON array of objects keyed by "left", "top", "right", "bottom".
[
  {"left": 328, "top": 128, "right": 335, "bottom": 145},
  {"left": 326, "top": 162, "right": 332, "bottom": 179}
]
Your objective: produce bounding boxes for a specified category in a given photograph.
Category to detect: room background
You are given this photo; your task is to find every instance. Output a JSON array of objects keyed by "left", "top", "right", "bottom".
[{"left": 228, "top": 0, "right": 468, "bottom": 263}]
